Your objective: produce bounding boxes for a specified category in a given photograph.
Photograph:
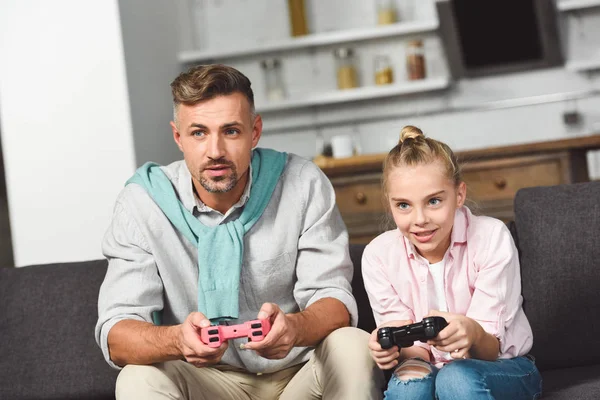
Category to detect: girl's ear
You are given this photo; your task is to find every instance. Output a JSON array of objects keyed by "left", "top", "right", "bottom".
[{"left": 456, "top": 181, "right": 467, "bottom": 208}]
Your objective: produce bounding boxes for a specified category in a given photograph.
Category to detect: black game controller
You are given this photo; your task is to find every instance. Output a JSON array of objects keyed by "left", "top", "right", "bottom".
[{"left": 377, "top": 316, "right": 448, "bottom": 349}]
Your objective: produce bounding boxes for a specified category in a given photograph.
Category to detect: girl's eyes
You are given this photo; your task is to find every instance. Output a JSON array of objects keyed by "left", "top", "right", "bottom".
[{"left": 395, "top": 198, "right": 441, "bottom": 210}]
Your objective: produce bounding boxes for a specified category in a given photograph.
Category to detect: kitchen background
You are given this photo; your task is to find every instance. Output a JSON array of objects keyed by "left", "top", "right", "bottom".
[{"left": 0, "top": 0, "right": 599, "bottom": 266}]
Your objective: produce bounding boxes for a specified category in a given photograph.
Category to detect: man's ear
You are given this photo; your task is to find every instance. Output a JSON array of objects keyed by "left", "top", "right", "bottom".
[
  {"left": 171, "top": 121, "right": 183, "bottom": 152},
  {"left": 251, "top": 114, "right": 263, "bottom": 149},
  {"left": 456, "top": 181, "right": 467, "bottom": 208}
]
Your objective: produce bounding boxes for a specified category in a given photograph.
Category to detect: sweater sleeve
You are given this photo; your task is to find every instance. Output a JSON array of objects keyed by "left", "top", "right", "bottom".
[
  {"left": 94, "top": 191, "right": 163, "bottom": 369},
  {"left": 291, "top": 161, "right": 358, "bottom": 326}
]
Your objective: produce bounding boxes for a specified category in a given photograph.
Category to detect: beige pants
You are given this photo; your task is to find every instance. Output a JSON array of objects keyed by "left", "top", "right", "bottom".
[{"left": 116, "top": 327, "right": 384, "bottom": 400}]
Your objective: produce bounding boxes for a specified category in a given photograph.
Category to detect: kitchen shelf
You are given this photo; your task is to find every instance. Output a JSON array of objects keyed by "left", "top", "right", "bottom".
[
  {"left": 179, "top": 20, "right": 439, "bottom": 63},
  {"left": 557, "top": 0, "right": 600, "bottom": 11},
  {"left": 256, "top": 77, "right": 450, "bottom": 113},
  {"left": 565, "top": 58, "right": 600, "bottom": 72}
]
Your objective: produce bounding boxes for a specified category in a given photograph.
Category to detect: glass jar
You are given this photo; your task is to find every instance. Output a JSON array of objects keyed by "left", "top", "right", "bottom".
[
  {"left": 287, "top": 0, "right": 308, "bottom": 37},
  {"left": 334, "top": 47, "right": 358, "bottom": 90},
  {"left": 260, "top": 58, "right": 286, "bottom": 101},
  {"left": 374, "top": 55, "right": 394, "bottom": 85},
  {"left": 376, "top": 0, "right": 397, "bottom": 25},
  {"left": 406, "top": 40, "right": 426, "bottom": 80}
]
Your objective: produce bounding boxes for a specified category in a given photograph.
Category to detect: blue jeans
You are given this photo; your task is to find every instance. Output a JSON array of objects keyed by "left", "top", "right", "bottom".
[{"left": 384, "top": 356, "right": 542, "bottom": 400}]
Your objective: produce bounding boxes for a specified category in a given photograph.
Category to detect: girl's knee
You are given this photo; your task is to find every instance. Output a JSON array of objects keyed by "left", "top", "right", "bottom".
[
  {"left": 393, "top": 358, "right": 433, "bottom": 381},
  {"left": 383, "top": 359, "right": 435, "bottom": 400},
  {"left": 435, "top": 360, "right": 485, "bottom": 397}
]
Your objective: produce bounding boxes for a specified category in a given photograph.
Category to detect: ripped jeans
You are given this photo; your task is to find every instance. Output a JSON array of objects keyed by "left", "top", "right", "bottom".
[{"left": 384, "top": 355, "right": 542, "bottom": 400}]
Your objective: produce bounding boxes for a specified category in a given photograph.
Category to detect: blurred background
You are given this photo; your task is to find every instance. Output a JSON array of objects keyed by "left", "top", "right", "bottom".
[{"left": 1, "top": 0, "right": 599, "bottom": 266}]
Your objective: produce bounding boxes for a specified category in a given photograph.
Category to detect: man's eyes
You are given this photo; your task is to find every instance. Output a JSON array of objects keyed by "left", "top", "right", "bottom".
[{"left": 191, "top": 129, "right": 240, "bottom": 136}]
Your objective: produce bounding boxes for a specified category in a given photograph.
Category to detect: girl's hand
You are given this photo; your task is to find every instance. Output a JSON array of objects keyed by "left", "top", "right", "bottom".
[
  {"left": 425, "top": 310, "right": 484, "bottom": 359},
  {"left": 368, "top": 320, "right": 413, "bottom": 370}
]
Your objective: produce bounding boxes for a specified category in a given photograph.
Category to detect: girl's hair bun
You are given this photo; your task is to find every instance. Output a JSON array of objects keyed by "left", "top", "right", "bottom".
[{"left": 399, "top": 125, "right": 424, "bottom": 145}]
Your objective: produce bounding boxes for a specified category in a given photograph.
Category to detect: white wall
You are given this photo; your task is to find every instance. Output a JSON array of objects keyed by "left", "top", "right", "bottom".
[
  {"left": 118, "top": 0, "right": 184, "bottom": 166},
  {"left": 0, "top": 0, "right": 136, "bottom": 266}
]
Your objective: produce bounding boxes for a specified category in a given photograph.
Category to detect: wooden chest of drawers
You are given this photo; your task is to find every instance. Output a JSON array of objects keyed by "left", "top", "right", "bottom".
[{"left": 316, "top": 135, "right": 600, "bottom": 244}]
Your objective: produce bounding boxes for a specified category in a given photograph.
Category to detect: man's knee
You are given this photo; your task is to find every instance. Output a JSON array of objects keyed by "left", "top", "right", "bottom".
[
  {"left": 318, "top": 327, "right": 371, "bottom": 361},
  {"left": 316, "top": 327, "right": 385, "bottom": 398},
  {"left": 322, "top": 326, "right": 369, "bottom": 348},
  {"left": 116, "top": 364, "right": 179, "bottom": 398}
]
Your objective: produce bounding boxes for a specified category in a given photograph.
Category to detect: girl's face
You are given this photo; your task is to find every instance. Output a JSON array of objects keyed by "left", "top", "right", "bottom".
[{"left": 387, "top": 160, "right": 466, "bottom": 263}]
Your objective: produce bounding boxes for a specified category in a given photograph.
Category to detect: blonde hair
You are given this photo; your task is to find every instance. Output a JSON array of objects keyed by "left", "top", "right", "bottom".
[{"left": 382, "top": 125, "right": 462, "bottom": 198}]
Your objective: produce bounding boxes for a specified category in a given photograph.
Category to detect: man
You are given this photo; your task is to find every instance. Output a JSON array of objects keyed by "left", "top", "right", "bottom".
[{"left": 95, "top": 64, "right": 383, "bottom": 399}]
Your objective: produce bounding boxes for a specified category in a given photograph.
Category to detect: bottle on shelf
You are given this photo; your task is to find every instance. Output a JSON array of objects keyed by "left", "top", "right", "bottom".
[
  {"left": 334, "top": 47, "right": 359, "bottom": 90},
  {"left": 260, "top": 58, "right": 286, "bottom": 101},
  {"left": 287, "top": 0, "right": 309, "bottom": 37},
  {"left": 374, "top": 55, "right": 394, "bottom": 85},
  {"left": 376, "top": 0, "right": 397, "bottom": 25},
  {"left": 406, "top": 39, "right": 427, "bottom": 80}
]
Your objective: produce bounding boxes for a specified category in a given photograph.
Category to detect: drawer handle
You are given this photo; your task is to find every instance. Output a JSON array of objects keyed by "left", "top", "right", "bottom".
[
  {"left": 355, "top": 192, "right": 367, "bottom": 205},
  {"left": 494, "top": 177, "right": 507, "bottom": 190}
]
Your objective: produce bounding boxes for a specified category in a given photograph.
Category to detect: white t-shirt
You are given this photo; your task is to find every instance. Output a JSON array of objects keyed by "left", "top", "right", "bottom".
[
  {"left": 428, "top": 257, "right": 448, "bottom": 312},
  {"left": 428, "top": 256, "right": 454, "bottom": 362}
]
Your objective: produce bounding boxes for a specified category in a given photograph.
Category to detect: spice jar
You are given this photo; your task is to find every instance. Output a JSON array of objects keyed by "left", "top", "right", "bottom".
[
  {"left": 406, "top": 40, "right": 426, "bottom": 80},
  {"left": 287, "top": 0, "right": 308, "bottom": 37},
  {"left": 260, "top": 58, "right": 286, "bottom": 101},
  {"left": 376, "top": 0, "right": 397, "bottom": 25},
  {"left": 334, "top": 47, "right": 358, "bottom": 90},
  {"left": 374, "top": 55, "right": 394, "bottom": 85}
]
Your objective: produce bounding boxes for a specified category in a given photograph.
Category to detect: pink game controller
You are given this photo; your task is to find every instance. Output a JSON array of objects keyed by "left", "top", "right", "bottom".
[{"left": 200, "top": 318, "right": 272, "bottom": 348}]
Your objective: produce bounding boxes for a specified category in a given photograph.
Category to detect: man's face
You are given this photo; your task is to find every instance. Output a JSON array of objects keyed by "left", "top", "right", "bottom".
[
  {"left": 171, "top": 93, "right": 261, "bottom": 195},
  {"left": 387, "top": 160, "right": 466, "bottom": 263}
]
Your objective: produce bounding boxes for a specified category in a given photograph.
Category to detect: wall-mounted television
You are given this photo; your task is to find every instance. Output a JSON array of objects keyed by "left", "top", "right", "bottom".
[{"left": 436, "top": 0, "right": 563, "bottom": 78}]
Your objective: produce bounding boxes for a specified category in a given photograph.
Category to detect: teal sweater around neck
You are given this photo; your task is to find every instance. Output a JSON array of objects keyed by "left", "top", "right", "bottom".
[{"left": 126, "top": 148, "right": 288, "bottom": 322}]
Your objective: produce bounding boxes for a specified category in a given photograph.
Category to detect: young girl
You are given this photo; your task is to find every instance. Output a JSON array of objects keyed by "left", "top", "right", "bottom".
[{"left": 362, "top": 126, "right": 542, "bottom": 400}]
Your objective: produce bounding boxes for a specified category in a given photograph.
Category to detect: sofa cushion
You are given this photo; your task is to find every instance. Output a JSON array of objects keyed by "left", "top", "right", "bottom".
[
  {"left": 0, "top": 260, "right": 117, "bottom": 400},
  {"left": 514, "top": 182, "right": 600, "bottom": 371},
  {"left": 541, "top": 364, "right": 600, "bottom": 399},
  {"left": 349, "top": 244, "right": 376, "bottom": 334}
]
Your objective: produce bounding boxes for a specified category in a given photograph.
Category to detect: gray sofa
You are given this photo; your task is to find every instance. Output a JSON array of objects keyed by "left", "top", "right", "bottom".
[{"left": 1, "top": 181, "right": 599, "bottom": 399}]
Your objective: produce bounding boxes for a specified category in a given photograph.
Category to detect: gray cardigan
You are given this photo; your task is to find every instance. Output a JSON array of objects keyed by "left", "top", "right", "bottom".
[{"left": 95, "top": 154, "right": 358, "bottom": 373}]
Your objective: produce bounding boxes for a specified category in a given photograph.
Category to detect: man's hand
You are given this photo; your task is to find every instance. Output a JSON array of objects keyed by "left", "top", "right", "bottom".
[
  {"left": 241, "top": 303, "right": 299, "bottom": 360},
  {"left": 368, "top": 320, "right": 413, "bottom": 370},
  {"left": 425, "top": 310, "right": 484, "bottom": 359},
  {"left": 178, "top": 312, "right": 229, "bottom": 367}
]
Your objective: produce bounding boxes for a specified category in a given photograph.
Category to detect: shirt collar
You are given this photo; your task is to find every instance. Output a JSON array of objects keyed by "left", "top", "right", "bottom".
[
  {"left": 178, "top": 163, "right": 197, "bottom": 213},
  {"left": 402, "top": 206, "right": 469, "bottom": 259}
]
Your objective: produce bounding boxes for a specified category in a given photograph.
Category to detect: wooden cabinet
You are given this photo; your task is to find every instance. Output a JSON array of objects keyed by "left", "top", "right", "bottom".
[{"left": 317, "top": 135, "right": 600, "bottom": 244}]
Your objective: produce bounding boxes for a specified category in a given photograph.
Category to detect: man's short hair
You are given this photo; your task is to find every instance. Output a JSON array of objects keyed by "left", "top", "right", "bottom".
[{"left": 170, "top": 64, "right": 255, "bottom": 124}]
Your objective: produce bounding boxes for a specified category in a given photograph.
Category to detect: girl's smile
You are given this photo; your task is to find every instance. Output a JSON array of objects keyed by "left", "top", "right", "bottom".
[{"left": 411, "top": 229, "right": 438, "bottom": 243}]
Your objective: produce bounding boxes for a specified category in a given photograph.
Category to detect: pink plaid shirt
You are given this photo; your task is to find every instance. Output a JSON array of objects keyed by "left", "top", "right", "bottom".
[{"left": 362, "top": 206, "right": 533, "bottom": 367}]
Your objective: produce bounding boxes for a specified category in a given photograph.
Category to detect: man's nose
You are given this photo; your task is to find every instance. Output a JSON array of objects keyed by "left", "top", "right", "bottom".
[{"left": 207, "top": 134, "right": 226, "bottom": 160}]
